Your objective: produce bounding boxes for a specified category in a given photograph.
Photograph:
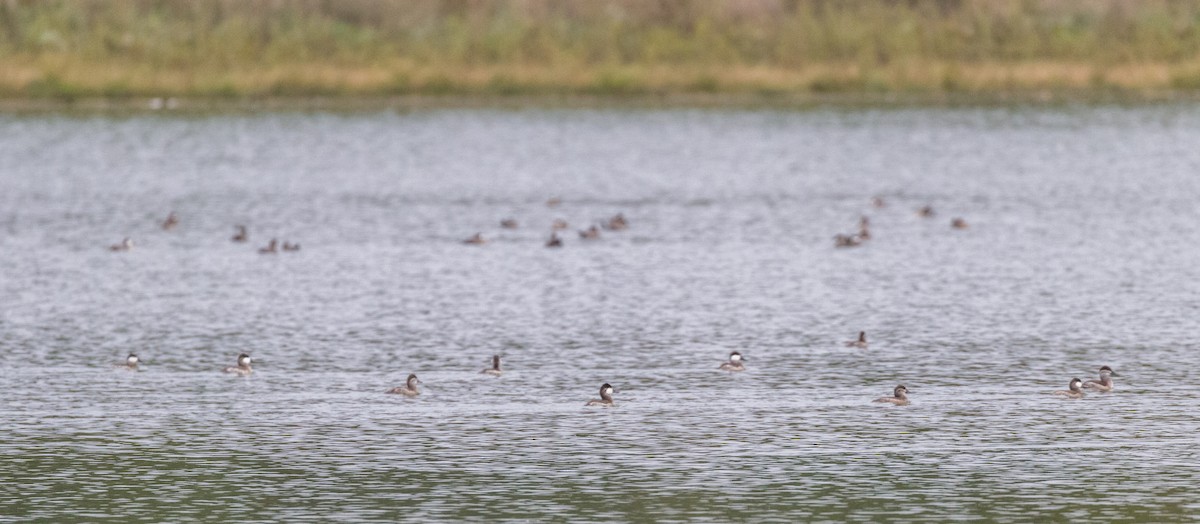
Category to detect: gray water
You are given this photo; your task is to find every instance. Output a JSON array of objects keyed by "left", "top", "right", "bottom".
[{"left": 2, "top": 107, "right": 1199, "bottom": 522}]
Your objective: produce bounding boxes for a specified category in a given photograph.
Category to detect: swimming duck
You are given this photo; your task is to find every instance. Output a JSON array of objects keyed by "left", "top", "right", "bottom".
[
  {"left": 551, "top": 219, "right": 569, "bottom": 231},
  {"left": 161, "top": 212, "right": 179, "bottom": 231},
  {"left": 546, "top": 232, "right": 563, "bottom": 248},
  {"left": 871, "top": 196, "right": 886, "bottom": 208},
  {"left": 258, "top": 239, "right": 278, "bottom": 254},
  {"left": 109, "top": 238, "right": 134, "bottom": 251},
  {"left": 718, "top": 351, "right": 746, "bottom": 372},
  {"left": 282, "top": 241, "right": 301, "bottom": 252},
  {"left": 604, "top": 214, "right": 628, "bottom": 231},
  {"left": 951, "top": 217, "right": 968, "bottom": 229},
  {"left": 1054, "top": 378, "right": 1085, "bottom": 399},
  {"left": 834, "top": 234, "right": 861, "bottom": 248},
  {"left": 387, "top": 374, "right": 421, "bottom": 396},
  {"left": 232, "top": 225, "right": 248, "bottom": 243},
  {"left": 873, "top": 385, "right": 910, "bottom": 405},
  {"left": 546, "top": 197, "right": 562, "bottom": 208},
  {"left": 463, "top": 233, "right": 486, "bottom": 245},
  {"left": 579, "top": 225, "right": 600, "bottom": 240},
  {"left": 222, "top": 353, "right": 253, "bottom": 376},
  {"left": 585, "top": 383, "right": 616, "bottom": 407},
  {"left": 918, "top": 205, "right": 935, "bottom": 218},
  {"left": 857, "top": 216, "right": 871, "bottom": 240},
  {"left": 844, "top": 331, "right": 868, "bottom": 348},
  {"left": 1082, "top": 366, "right": 1119, "bottom": 392},
  {"left": 500, "top": 218, "right": 519, "bottom": 229},
  {"left": 481, "top": 355, "right": 502, "bottom": 376},
  {"left": 117, "top": 353, "right": 139, "bottom": 371}
]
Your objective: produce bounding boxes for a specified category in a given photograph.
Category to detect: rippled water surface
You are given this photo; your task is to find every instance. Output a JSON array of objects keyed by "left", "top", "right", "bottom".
[{"left": 3, "top": 107, "right": 1200, "bottom": 522}]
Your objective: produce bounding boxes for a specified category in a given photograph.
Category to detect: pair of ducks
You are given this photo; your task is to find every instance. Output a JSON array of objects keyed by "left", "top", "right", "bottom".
[
  {"left": 1055, "top": 366, "right": 1119, "bottom": 399},
  {"left": 258, "top": 239, "right": 301, "bottom": 253},
  {"left": 117, "top": 353, "right": 254, "bottom": 376},
  {"left": 386, "top": 355, "right": 506, "bottom": 396}
]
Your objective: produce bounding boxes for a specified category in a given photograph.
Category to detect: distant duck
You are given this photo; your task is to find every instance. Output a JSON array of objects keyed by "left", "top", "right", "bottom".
[
  {"left": 109, "top": 238, "right": 134, "bottom": 251},
  {"left": 951, "top": 217, "right": 968, "bottom": 229},
  {"left": 604, "top": 214, "right": 629, "bottom": 231},
  {"left": 718, "top": 351, "right": 746, "bottom": 372},
  {"left": 545, "top": 232, "right": 563, "bottom": 248},
  {"left": 117, "top": 353, "right": 139, "bottom": 371},
  {"left": 387, "top": 374, "right": 421, "bottom": 396},
  {"left": 282, "top": 241, "right": 301, "bottom": 252},
  {"left": 918, "top": 205, "right": 935, "bottom": 218},
  {"left": 873, "top": 385, "right": 910, "bottom": 406},
  {"left": 546, "top": 197, "right": 562, "bottom": 207},
  {"left": 463, "top": 233, "right": 486, "bottom": 245},
  {"left": 585, "top": 383, "right": 616, "bottom": 407},
  {"left": 232, "top": 225, "right": 248, "bottom": 243},
  {"left": 834, "top": 234, "right": 861, "bottom": 248},
  {"left": 500, "top": 218, "right": 519, "bottom": 229},
  {"left": 481, "top": 355, "right": 502, "bottom": 376},
  {"left": 857, "top": 216, "right": 871, "bottom": 240},
  {"left": 871, "top": 196, "right": 886, "bottom": 208},
  {"left": 222, "top": 353, "right": 253, "bottom": 376},
  {"left": 161, "top": 212, "right": 179, "bottom": 231},
  {"left": 551, "top": 219, "right": 569, "bottom": 231},
  {"left": 258, "top": 239, "right": 278, "bottom": 254},
  {"left": 844, "top": 331, "right": 868, "bottom": 348},
  {"left": 1082, "top": 366, "right": 1119, "bottom": 392},
  {"left": 1054, "top": 378, "right": 1086, "bottom": 399},
  {"left": 579, "top": 225, "right": 600, "bottom": 240}
]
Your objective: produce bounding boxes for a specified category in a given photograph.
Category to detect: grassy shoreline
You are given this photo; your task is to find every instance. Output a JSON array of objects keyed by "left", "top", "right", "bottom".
[{"left": 5, "top": 0, "right": 1200, "bottom": 109}]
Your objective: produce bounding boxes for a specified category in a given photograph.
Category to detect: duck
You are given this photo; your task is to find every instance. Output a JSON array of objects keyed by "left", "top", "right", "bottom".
[
  {"left": 232, "top": 225, "right": 248, "bottom": 243},
  {"left": 282, "top": 241, "right": 301, "bottom": 252},
  {"left": 546, "top": 197, "right": 562, "bottom": 208},
  {"left": 500, "top": 218, "right": 518, "bottom": 229},
  {"left": 222, "top": 353, "right": 253, "bottom": 376},
  {"left": 387, "top": 374, "right": 421, "bottom": 396},
  {"left": 585, "top": 383, "right": 616, "bottom": 407},
  {"left": 161, "top": 212, "right": 179, "bottom": 231},
  {"left": 917, "top": 205, "right": 935, "bottom": 218},
  {"left": 718, "top": 351, "right": 746, "bottom": 372},
  {"left": 481, "top": 355, "right": 502, "bottom": 376},
  {"left": 871, "top": 196, "right": 886, "bottom": 208},
  {"left": 545, "top": 232, "right": 563, "bottom": 248},
  {"left": 834, "top": 234, "right": 861, "bottom": 248},
  {"left": 951, "top": 217, "right": 968, "bottom": 229},
  {"left": 1082, "top": 366, "right": 1119, "bottom": 392},
  {"left": 109, "top": 238, "right": 134, "bottom": 251},
  {"left": 604, "top": 214, "right": 628, "bottom": 231},
  {"left": 873, "top": 385, "right": 910, "bottom": 406},
  {"left": 844, "top": 331, "right": 868, "bottom": 348},
  {"left": 1053, "top": 378, "right": 1086, "bottom": 399},
  {"left": 258, "top": 239, "right": 278, "bottom": 254},
  {"left": 551, "top": 219, "right": 569, "bottom": 231},
  {"left": 117, "top": 353, "right": 139, "bottom": 371},
  {"left": 857, "top": 216, "right": 871, "bottom": 240},
  {"left": 579, "top": 225, "right": 600, "bottom": 240},
  {"left": 463, "top": 233, "right": 486, "bottom": 245}
]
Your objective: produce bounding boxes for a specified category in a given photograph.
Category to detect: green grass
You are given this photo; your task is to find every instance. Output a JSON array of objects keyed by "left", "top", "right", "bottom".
[{"left": 2, "top": 0, "right": 1200, "bottom": 101}]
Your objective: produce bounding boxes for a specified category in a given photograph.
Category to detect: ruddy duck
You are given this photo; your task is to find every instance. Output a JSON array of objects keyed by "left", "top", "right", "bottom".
[
  {"left": 500, "top": 218, "right": 518, "bottom": 229},
  {"left": 951, "top": 217, "right": 968, "bottom": 229},
  {"left": 1054, "top": 378, "right": 1086, "bottom": 399},
  {"left": 162, "top": 212, "right": 179, "bottom": 231},
  {"left": 918, "top": 205, "right": 935, "bottom": 218},
  {"left": 585, "top": 383, "right": 616, "bottom": 407},
  {"left": 579, "top": 225, "right": 600, "bottom": 240},
  {"left": 844, "top": 331, "right": 868, "bottom": 348},
  {"left": 282, "top": 241, "right": 301, "bottom": 252},
  {"left": 604, "top": 214, "right": 628, "bottom": 231},
  {"left": 551, "top": 219, "right": 569, "bottom": 230},
  {"left": 1082, "top": 366, "right": 1119, "bottom": 392},
  {"left": 718, "top": 351, "right": 746, "bottom": 372},
  {"left": 109, "top": 238, "right": 134, "bottom": 251},
  {"left": 481, "top": 355, "right": 502, "bottom": 376},
  {"left": 258, "top": 239, "right": 278, "bottom": 254},
  {"left": 546, "top": 197, "right": 562, "bottom": 208},
  {"left": 232, "top": 225, "right": 248, "bottom": 243},
  {"left": 546, "top": 232, "right": 563, "bottom": 248},
  {"left": 834, "top": 234, "right": 861, "bottom": 248},
  {"left": 117, "top": 353, "right": 139, "bottom": 371},
  {"left": 463, "top": 233, "right": 486, "bottom": 245},
  {"left": 222, "top": 353, "right": 253, "bottom": 376},
  {"left": 873, "top": 385, "right": 910, "bottom": 405},
  {"left": 387, "top": 374, "right": 421, "bottom": 396}
]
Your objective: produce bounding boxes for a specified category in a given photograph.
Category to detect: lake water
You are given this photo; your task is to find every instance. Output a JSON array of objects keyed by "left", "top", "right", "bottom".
[{"left": 2, "top": 106, "right": 1199, "bottom": 522}]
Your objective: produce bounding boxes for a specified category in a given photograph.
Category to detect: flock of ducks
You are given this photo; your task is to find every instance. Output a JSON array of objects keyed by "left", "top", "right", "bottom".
[
  {"left": 113, "top": 351, "right": 1119, "bottom": 407},
  {"left": 108, "top": 213, "right": 300, "bottom": 254},
  {"left": 106, "top": 197, "right": 1113, "bottom": 407}
]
